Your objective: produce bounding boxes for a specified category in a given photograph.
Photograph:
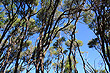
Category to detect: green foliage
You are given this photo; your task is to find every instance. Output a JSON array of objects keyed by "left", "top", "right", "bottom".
[
  {"left": 99, "top": 70, "right": 106, "bottom": 73},
  {"left": 0, "top": 34, "right": 1, "bottom": 38},
  {"left": 77, "top": 40, "right": 83, "bottom": 46},
  {"left": 1, "top": 0, "right": 109, "bottom": 73},
  {"left": 63, "top": 50, "right": 68, "bottom": 54},
  {"left": 63, "top": 23, "right": 75, "bottom": 34},
  {"left": 82, "top": 10, "right": 95, "bottom": 24},
  {"left": 65, "top": 39, "right": 83, "bottom": 47},
  {"left": 53, "top": 37, "right": 65, "bottom": 47},
  {"left": 105, "top": 46, "right": 110, "bottom": 56},
  {"left": 65, "top": 40, "right": 70, "bottom": 46},
  {"left": 63, "top": 0, "right": 82, "bottom": 9},
  {"left": 26, "top": 40, "right": 32, "bottom": 46},
  {"left": 0, "top": 10, "right": 5, "bottom": 28},
  {"left": 88, "top": 38, "right": 99, "bottom": 48},
  {"left": 63, "top": 56, "right": 78, "bottom": 73}
]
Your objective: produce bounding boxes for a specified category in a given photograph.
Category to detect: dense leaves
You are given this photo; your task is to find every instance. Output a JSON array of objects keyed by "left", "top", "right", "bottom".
[{"left": 0, "top": 0, "right": 109, "bottom": 73}]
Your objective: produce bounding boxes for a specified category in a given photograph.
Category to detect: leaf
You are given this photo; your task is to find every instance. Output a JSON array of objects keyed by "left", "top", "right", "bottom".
[
  {"left": 26, "top": 40, "right": 32, "bottom": 46},
  {"left": 53, "top": 50, "right": 57, "bottom": 55},
  {"left": 77, "top": 40, "right": 83, "bottom": 46},
  {"left": 88, "top": 38, "right": 99, "bottom": 48},
  {"left": 63, "top": 50, "right": 68, "bottom": 54},
  {"left": 65, "top": 40, "right": 70, "bottom": 46}
]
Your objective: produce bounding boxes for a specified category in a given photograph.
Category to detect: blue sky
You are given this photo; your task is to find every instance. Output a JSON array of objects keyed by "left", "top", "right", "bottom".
[
  {"left": 26, "top": 21, "right": 102, "bottom": 73},
  {"left": 0, "top": 1, "right": 106, "bottom": 73},
  {"left": 24, "top": 2, "right": 102, "bottom": 72},
  {"left": 76, "top": 22, "right": 103, "bottom": 73}
]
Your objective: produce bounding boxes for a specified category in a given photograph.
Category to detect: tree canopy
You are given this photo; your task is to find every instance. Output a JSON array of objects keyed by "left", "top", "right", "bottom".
[{"left": 0, "top": 0, "right": 110, "bottom": 73}]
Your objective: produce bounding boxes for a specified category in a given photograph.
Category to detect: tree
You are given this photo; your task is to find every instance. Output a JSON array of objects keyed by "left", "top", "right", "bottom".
[
  {"left": 0, "top": 0, "right": 109, "bottom": 73},
  {"left": 82, "top": 0, "right": 110, "bottom": 72}
]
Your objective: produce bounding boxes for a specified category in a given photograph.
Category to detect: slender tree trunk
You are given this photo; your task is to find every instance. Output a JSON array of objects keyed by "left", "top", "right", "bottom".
[{"left": 36, "top": 63, "right": 39, "bottom": 73}]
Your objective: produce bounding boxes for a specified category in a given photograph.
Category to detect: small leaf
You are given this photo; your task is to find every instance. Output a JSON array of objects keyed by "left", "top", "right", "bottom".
[{"left": 63, "top": 50, "right": 68, "bottom": 54}]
